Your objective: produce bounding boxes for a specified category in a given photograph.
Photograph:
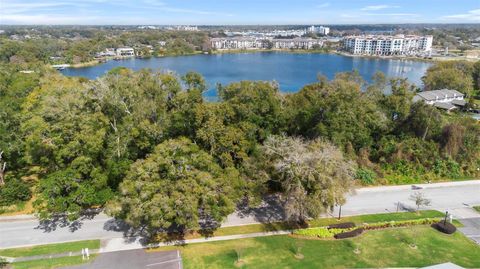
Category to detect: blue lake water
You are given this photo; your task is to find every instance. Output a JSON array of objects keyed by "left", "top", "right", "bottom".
[{"left": 60, "top": 52, "right": 432, "bottom": 98}]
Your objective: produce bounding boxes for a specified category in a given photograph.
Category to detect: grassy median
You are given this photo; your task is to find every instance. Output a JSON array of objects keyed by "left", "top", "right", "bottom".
[
  {"left": 0, "top": 240, "right": 100, "bottom": 257},
  {"left": 11, "top": 255, "right": 97, "bottom": 269},
  {"left": 160, "top": 227, "right": 480, "bottom": 269},
  {"left": 196, "top": 210, "right": 447, "bottom": 238}
]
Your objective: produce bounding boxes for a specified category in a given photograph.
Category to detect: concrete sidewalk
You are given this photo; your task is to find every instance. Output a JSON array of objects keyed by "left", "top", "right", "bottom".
[{"left": 100, "top": 230, "right": 291, "bottom": 253}]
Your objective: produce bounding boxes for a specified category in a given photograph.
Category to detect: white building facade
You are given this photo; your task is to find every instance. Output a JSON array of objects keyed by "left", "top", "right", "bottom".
[
  {"left": 307, "top": 26, "right": 330, "bottom": 36},
  {"left": 343, "top": 35, "right": 433, "bottom": 56},
  {"left": 210, "top": 37, "right": 323, "bottom": 50},
  {"left": 116, "top": 47, "right": 135, "bottom": 57}
]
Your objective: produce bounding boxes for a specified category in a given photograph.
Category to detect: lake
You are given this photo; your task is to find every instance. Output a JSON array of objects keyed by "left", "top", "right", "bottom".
[{"left": 60, "top": 52, "right": 433, "bottom": 98}]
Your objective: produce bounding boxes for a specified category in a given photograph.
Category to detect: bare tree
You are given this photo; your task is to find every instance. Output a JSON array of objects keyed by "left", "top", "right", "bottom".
[
  {"left": 409, "top": 192, "right": 431, "bottom": 211},
  {"left": 0, "top": 151, "right": 6, "bottom": 186},
  {"left": 263, "top": 135, "right": 356, "bottom": 224}
]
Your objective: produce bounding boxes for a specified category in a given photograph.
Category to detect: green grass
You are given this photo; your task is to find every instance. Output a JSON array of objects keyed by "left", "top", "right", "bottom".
[
  {"left": 0, "top": 240, "right": 100, "bottom": 258},
  {"left": 157, "top": 227, "right": 480, "bottom": 269},
  {"left": 210, "top": 210, "right": 445, "bottom": 237},
  {"left": 474, "top": 206, "right": 480, "bottom": 213},
  {"left": 12, "top": 255, "right": 96, "bottom": 269}
]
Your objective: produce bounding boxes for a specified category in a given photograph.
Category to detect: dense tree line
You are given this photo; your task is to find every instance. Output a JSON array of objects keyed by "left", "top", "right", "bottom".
[
  {"left": 0, "top": 30, "right": 208, "bottom": 65},
  {"left": 0, "top": 59, "right": 479, "bottom": 233}
]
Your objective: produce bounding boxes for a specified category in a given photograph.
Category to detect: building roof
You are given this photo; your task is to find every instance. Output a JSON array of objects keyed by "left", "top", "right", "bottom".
[
  {"left": 421, "top": 262, "right": 465, "bottom": 269},
  {"left": 416, "top": 89, "right": 464, "bottom": 102},
  {"left": 451, "top": 99, "right": 467, "bottom": 107},
  {"left": 434, "top": 102, "right": 457, "bottom": 111}
]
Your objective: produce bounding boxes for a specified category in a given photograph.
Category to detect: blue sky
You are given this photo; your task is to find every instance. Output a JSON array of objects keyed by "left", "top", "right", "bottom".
[{"left": 1, "top": 0, "right": 479, "bottom": 25}]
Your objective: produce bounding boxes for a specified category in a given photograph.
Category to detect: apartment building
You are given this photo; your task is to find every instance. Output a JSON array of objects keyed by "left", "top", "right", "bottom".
[
  {"left": 210, "top": 37, "right": 322, "bottom": 50},
  {"left": 307, "top": 26, "right": 330, "bottom": 36},
  {"left": 343, "top": 35, "right": 433, "bottom": 55}
]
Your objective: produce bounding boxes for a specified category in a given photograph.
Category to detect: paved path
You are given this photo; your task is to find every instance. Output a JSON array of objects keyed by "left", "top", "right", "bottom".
[
  {"left": 100, "top": 230, "right": 291, "bottom": 253},
  {"left": 1, "top": 180, "right": 479, "bottom": 250}
]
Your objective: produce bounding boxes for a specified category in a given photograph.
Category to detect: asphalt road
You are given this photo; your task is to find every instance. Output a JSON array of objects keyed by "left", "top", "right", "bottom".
[{"left": 1, "top": 180, "right": 479, "bottom": 249}]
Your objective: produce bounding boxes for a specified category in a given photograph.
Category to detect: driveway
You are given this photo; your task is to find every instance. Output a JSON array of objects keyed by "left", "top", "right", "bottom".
[{"left": 64, "top": 249, "right": 182, "bottom": 269}]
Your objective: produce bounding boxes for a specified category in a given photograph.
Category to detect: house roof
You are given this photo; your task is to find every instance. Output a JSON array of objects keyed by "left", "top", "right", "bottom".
[
  {"left": 416, "top": 89, "right": 464, "bottom": 102},
  {"left": 451, "top": 99, "right": 467, "bottom": 107},
  {"left": 434, "top": 102, "right": 457, "bottom": 110}
]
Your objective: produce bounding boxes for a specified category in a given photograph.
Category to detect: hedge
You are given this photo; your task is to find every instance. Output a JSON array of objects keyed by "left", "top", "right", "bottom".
[
  {"left": 328, "top": 222, "right": 356, "bottom": 229},
  {"left": 293, "top": 217, "right": 445, "bottom": 239},
  {"left": 433, "top": 222, "right": 457, "bottom": 234},
  {"left": 334, "top": 228, "right": 364, "bottom": 239},
  {"left": 362, "top": 218, "right": 441, "bottom": 230},
  {"left": 293, "top": 227, "right": 351, "bottom": 238}
]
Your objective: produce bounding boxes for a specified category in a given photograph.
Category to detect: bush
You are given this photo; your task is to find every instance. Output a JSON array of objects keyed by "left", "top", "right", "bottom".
[
  {"left": 293, "top": 227, "right": 350, "bottom": 238},
  {"left": 0, "top": 179, "right": 32, "bottom": 206},
  {"left": 356, "top": 168, "right": 377, "bottom": 185},
  {"left": 362, "top": 218, "right": 440, "bottom": 230},
  {"left": 0, "top": 257, "right": 8, "bottom": 268},
  {"left": 433, "top": 221, "right": 457, "bottom": 234},
  {"left": 328, "top": 222, "right": 356, "bottom": 229},
  {"left": 334, "top": 228, "right": 364, "bottom": 239}
]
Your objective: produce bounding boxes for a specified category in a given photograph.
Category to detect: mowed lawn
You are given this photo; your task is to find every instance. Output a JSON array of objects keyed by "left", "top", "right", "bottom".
[
  {"left": 159, "top": 227, "right": 480, "bottom": 269},
  {"left": 0, "top": 240, "right": 100, "bottom": 257}
]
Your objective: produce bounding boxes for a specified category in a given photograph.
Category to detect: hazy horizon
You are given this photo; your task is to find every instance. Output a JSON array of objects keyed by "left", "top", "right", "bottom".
[{"left": 1, "top": 0, "right": 479, "bottom": 25}]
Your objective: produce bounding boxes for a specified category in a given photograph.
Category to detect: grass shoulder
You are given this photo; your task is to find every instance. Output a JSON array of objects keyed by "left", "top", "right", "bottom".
[
  {"left": 0, "top": 240, "right": 100, "bottom": 258},
  {"left": 156, "top": 210, "right": 448, "bottom": 241},
  {"left": 11, "top": 255, "right": 96, "bottom": 269},
  {"left": 155, "top": 227, "right": 480, "bottom": 269}
]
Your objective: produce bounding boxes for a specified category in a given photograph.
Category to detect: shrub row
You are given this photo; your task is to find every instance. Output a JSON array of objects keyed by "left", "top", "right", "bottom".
[
  {"left": 362, "top": 218, "right": 442, "bottom": 230},
  {"left": 433, "top": 222, "right": 457, "bottom": 234},
  {"left": 293, "top": 217, "right": 446, "bottom": 239},
  {"left": 292, "top": 227, "right": 351, "bottom": 238},
  {"left": 327, "top": 222, "right": 356, "bottom": 229},
  {"left": 334, "top": 228, "right": 364, "bottom": 239}
]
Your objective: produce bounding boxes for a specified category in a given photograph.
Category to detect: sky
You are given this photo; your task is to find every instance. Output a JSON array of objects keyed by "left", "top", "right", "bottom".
[{"left": 1, "top": 0, "right": 479, "bottom": 25}]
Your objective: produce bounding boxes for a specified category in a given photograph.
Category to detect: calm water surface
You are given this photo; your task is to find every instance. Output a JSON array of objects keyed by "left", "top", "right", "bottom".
[{"left": 60, "top": 52, "right": 432, "bottom": 98}]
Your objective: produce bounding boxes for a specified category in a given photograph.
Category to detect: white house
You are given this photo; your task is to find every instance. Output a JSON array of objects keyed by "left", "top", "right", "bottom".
[
  {"left": 116, "top": 47, "right": 135, "bottom": 57},
  {"left": 413, "top": 89, "right": 466, "bottom": 111}
]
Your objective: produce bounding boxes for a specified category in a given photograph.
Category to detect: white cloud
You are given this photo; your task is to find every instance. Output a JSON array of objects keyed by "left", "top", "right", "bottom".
[
  {"left": 361, "top": 5, "right": 400, "bottom": 11},
  {"left": 316, "top": 3, "right": 330, "bottom": 8},
  {"left": 441, "top": 9, "right": 480, "bottom": 22}
]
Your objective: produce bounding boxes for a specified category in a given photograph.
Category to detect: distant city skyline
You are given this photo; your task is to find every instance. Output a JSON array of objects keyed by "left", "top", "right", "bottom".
[{"left": 1, "top": 0, "right": 479, "bottom": 25}]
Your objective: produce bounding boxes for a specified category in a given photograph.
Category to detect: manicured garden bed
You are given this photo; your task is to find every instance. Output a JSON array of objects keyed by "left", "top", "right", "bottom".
[
  {"left": 191, "top": 210, "right": 446, "bottom": 239},
  {"left": 156, "top": 227, "right": 480, "bottom": 269}
]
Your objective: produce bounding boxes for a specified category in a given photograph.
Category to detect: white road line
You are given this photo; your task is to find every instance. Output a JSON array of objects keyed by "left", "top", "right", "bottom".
[{"left": 146, "top": 258, "right": 182, "bottom": 267}]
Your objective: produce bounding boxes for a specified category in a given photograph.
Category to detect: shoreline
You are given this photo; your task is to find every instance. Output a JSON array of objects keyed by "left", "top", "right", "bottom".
[
  {"left": 55, "top": 49, "right": 468, "bottom": 68},
  {"left": 54, "top": 49, "right": 477, "bottom": 70}
]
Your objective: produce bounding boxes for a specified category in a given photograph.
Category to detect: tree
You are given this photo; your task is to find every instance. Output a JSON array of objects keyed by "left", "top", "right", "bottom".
[
  {"left": 409, "top": 192, "right": 431, "bottom": 211},
  {"left": 22, "top": 74, "right": 112, "bottom": 220},
  {"left": 285, "top": 73, "right": 387, "bottom": 151},
  {"left": 405, "top": 102, "right": 442, "bottom": 140},
  {"left": 262, "top": 135, "right": 355, "bottom": 223},
  {"left": 0, "top": 151, "right": 5, "bottom": 186},
  {"left": 107, "top": 138, "right": 241, "bottom": 233},
  {"left": 423, "top": 61, "right": 474, "bottom": 97}
]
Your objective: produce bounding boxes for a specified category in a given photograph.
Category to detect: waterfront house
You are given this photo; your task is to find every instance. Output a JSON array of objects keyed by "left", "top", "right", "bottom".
[
  {"left": 116, "top": 47, "right": 135, "bottom": 57},
  {"left": 413, "top": 89, "right": 466, "bottom": 111}
]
